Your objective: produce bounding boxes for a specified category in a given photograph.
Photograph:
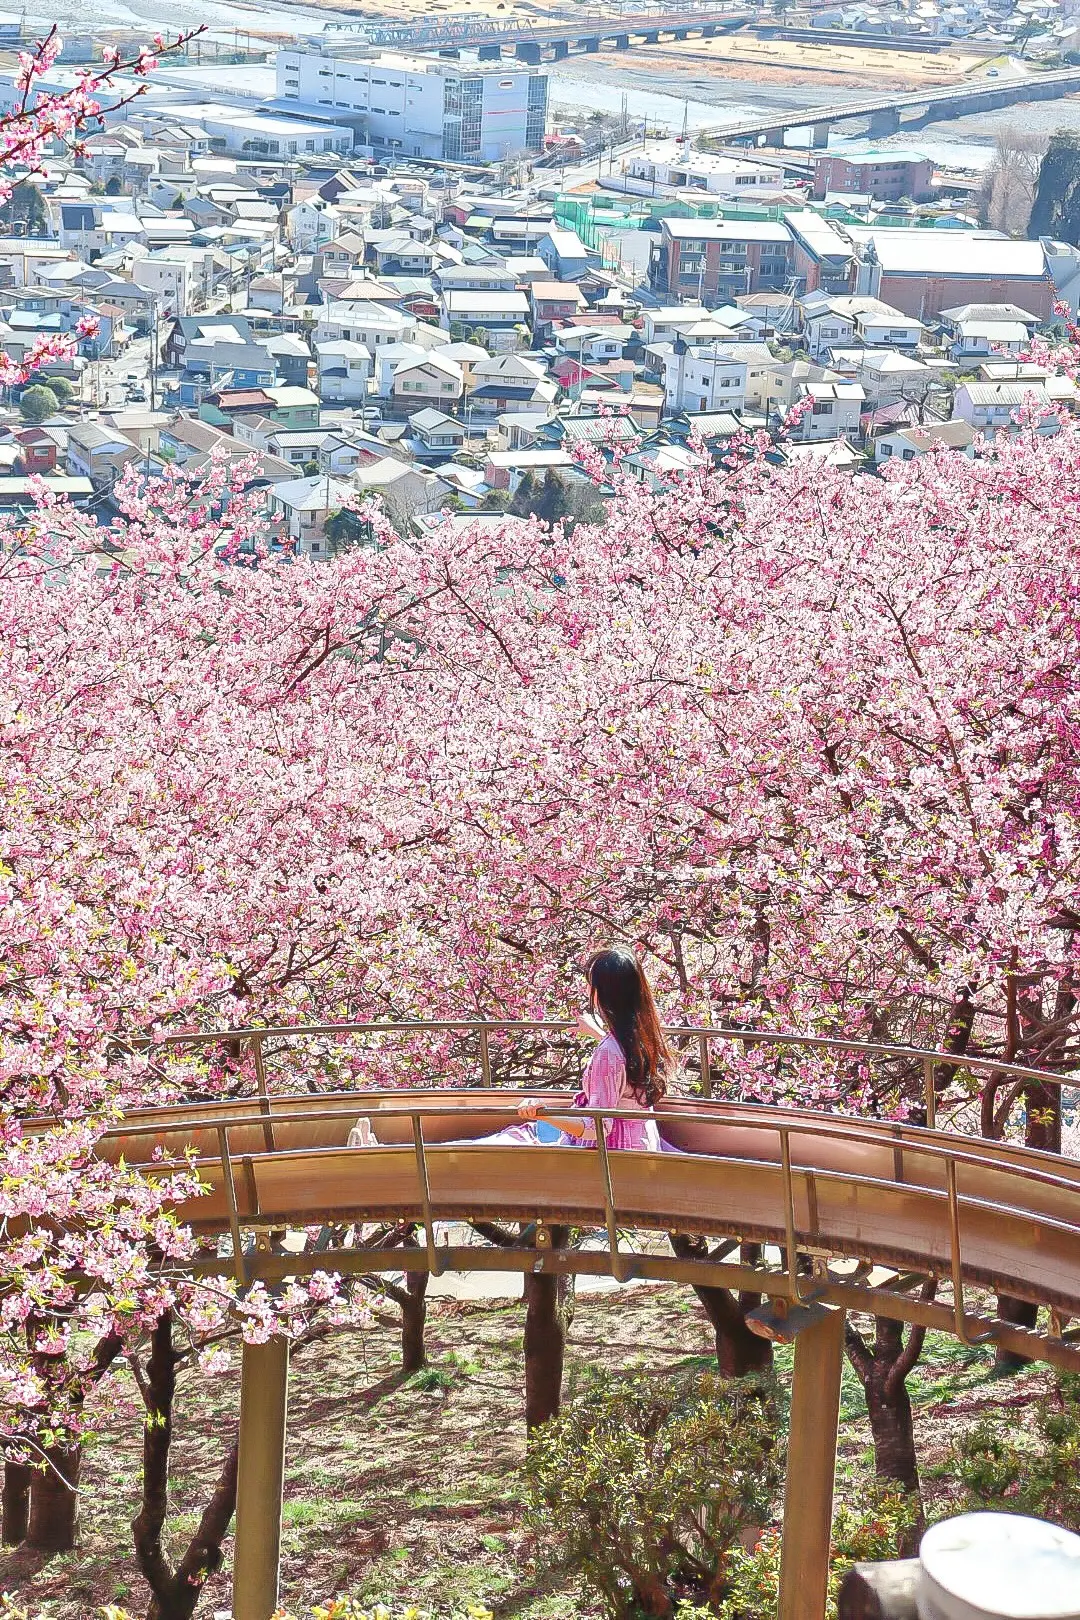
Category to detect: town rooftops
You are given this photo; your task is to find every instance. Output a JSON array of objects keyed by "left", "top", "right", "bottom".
[
  {"left": 891, "top": 421, "right": 976, "bottom": 451},
  {"left": 661, "top": 218, "right": 791, "bottom": 243},
  {"left": 940, "top": 303, "right": 1041, "bottom": 325},
  {"left": 443, "top": 290, "right": 531, "bottom": 314},
  {"left": 852, "top": 228, "right": 1047, "bottom": 278}
]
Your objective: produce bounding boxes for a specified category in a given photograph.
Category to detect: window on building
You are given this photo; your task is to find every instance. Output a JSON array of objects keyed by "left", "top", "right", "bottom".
[{"left": 811, "top": 400, "right": 833, "bottom": 415}]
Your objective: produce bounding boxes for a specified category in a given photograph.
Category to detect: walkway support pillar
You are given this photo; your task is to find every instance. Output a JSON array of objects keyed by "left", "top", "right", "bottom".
[
  {"left": 233, "top": 1336, "right": 290, "bottom": 1620},
  {"left": 778, "top": 1307, "right": 846, "bottom": 1620}
]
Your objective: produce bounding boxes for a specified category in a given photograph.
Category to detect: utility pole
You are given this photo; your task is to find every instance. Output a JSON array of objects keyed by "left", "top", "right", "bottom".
[{"left": 149, "top": 293, "right": 158, "bottom": 411}]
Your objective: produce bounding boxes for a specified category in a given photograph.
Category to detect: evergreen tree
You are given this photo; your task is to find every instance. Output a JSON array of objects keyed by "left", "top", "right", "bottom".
[
  {"left": 0, "top": 180, "right": 47, "bottom": 236},
  {"left": 19, "top": 384, "right": 59, "bottom": 423}
]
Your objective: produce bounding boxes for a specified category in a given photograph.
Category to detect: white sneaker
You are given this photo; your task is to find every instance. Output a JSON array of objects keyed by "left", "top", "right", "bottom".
[{"left": 348, "top": 1117, "right": 378, "bottom": 1148}]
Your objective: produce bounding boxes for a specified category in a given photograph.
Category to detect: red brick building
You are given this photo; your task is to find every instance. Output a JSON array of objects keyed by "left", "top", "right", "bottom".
[
  {"left": 649, "top": 219, "right": 796, "bottom": 304},
  {"left": 811, "top": 150, "right": 935, "bottom": 203},
  {"left": 854, "top": 230, "right": 1057, "bottom": 322}
]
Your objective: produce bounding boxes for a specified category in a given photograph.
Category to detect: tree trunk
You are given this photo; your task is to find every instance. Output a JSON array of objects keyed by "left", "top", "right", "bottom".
[
  {"left": 844, "top": 1311, "right": 929, "bottom": 1549},
  {"left": 400, "top": 1229, "right": 429, "bottom": 1375},
  {"left": 523, "top": 1225, "right": 575, "bottom": 1430},
  {"left": 863, "top": 1368, "right": 919, "bottom": 1497},
  {"left": 402, "top": 1266, "right": 429, "bottom": 1375},
  {"left": 26, "top": 1446, "right": 80, "bottom": 1552},
  {"left": 670, "top": 1234, "right": 773, "bottom": 1376},
  {"left": 146, "top": 1442, "right": 239, "bottom": 1620},
  {"left": 132, "top": 1311, "right": 240, "bottom": 1620},
  {"left": 2, "top": 1460, "right": 32, "bottom": 1545},
  {"left": 996, "top": 1078, "right": 1060, "bottom": 1370}
]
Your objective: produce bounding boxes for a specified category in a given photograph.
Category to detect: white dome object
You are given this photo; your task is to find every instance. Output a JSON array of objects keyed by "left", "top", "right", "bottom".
[{"left": 918, "top": 1513, "right": 1080, "bottom": 1620}]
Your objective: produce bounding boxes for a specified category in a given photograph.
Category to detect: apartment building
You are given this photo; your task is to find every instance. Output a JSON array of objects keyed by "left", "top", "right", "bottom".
[
  {"left": 811, "top": 149, "right": 935, "bottom": 204},
  {"left": 277, "top": 48, "right": 548, "bottom": 163},
  {"left": 649, "top": 219, "right": 795, "bottom": 305}
]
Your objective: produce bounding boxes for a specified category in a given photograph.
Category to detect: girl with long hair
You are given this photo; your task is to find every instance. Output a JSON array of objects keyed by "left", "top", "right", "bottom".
[{"left": 514, "top": 948, "right": 673, "bottom": 1150}]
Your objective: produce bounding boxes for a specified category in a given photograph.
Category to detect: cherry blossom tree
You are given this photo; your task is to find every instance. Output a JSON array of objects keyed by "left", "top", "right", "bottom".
[{"left": 2, "top": 179, "right": 1080, "bottom": 1603}]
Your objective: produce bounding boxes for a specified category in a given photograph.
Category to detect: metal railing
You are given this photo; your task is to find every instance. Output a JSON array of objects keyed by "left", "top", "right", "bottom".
[
  {"left": 128, "top": 1016, "right": 1072, "bottom": 1130},
  {"left": 105, "top": 1032, "right": 1080, "bottom": 1358}
]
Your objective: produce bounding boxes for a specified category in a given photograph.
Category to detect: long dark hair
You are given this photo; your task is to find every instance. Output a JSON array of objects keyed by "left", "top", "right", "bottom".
[{"left": 587, "top": 948, "right": 672, "bottom": 1108}]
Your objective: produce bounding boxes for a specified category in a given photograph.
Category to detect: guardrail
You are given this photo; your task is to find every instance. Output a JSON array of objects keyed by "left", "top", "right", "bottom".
[{"left": 128, "top": 1015, "right": 1070, "bottom": 1129}]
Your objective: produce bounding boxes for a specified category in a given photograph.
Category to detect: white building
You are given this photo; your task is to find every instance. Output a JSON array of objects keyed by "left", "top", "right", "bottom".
[
  {"left": 661, "top": 343, "right": 748, "bottom": 415},
  {"left": 952, "top": 380, "right": 1065, "bottom": 433},
  {"left": 801, "top": 294, "right": 923, "bottom": 358},
  {"left": 131, "top": 254, "right": 196, "bottom": 317},
  {"left": 315, "top": 339, "right": 373, "bottom": 404},
  {"left": 287, "top": 198, "right": 342, "bottom": 253},
  {"left": 277, "top": 48, "right": 548, "bottom": 162},
  {"left": 620, "top": 143, "right": 786, "bottom": 201},
  {"left": 790, "top": 379, "right": 865, "bottom": 442},
  {"left": 875, "top": 420, "right": 975, "bottom": 465}
]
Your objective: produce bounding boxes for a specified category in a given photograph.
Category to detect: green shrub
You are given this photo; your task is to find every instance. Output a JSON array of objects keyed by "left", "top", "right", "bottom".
[
  {"left": 524, "top": 1366, "right": 782, "bottom": 1618},
  {"left": 19, "top": 383, "right": 59, "bottom": 424},
  {"left": 950, "top": 1372, "right": 1080, "bottom": 1529},
  {"left": 713, "top": 1486, "right": 919, "bottom": 1620}
]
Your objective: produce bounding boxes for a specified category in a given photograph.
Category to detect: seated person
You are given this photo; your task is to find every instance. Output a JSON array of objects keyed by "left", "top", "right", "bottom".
[{"left": 484, "top": 947, "right": 673, "bottom": 1151}]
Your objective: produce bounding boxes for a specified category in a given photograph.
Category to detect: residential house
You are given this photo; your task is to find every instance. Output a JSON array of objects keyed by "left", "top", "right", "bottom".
[
  {"left": 159, "top": 416, "right": 235, "bottom": 465},
  {"left": 165, "top": 313, "right": 255, "bottom": 368},
  {"left": 316, "top": 339, "right": 373, "bottom": 404},
  {"left": 441, "top": 289, "right": 530, "bottom": 346},
  {"left": 317, "top": 429, "right": 390, "bottom": 477},
  {"left": 263, "top": 385, "right": 321, "bottom": 430},
  {"left": 389, "top": 353, "right": 463, "bottom": 415},
  {"left": 484, "top": 447, "right": 576, "bottom": 493},
  {"left": 536, "top": 228, "right": 591, "bottom": 280},
  {"left": 789, "top": 378, "right": 865, "bottom": 442},
  {"left": 875, "top": 419, "right": 976, "bottom": 465},
  {"left": 952, "top": 380, "right": 1059, "bottom": 433},
  {"left": 938, "top": 303, "right": 1041, "bottom": 362},
  {"left": 553, "top": 325, "right": 629, "bottom": 365},
  {"left": 268, "top": 473, "right": 354, "bottom": 559},
  {"left": 466, "top": 352, "right": 556, "bottom": 416},
  {"left": 530, "top": 280, "right": 589, "bottom": 332},
  {"left": 351, "top": 458, "right": 448, "bottom": 522},
  {"left": 314, "top": 302, "right": 415, "bottom": 351},
  {"left": 286, "top": 198, "right": 342, "bottom": 253},
  {"left": 66, "top": 420, "right": 140, "bottom": 487},
  {"left": 409, "top": 408, "right": 466, "bottom": 459},
  {"left": 851, "top": 350, "right": 944, "bottom": 409},
  {"left": 801, "top": 293, "right": 922, "bottom": 358},
  {"left": 660, "top": 342, "right": 748, "bottom": 416},
  {"left": 13, "top": 426, "right": 57, "bottom": 474}
]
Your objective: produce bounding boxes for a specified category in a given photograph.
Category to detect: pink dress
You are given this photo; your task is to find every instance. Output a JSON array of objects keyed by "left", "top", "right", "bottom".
[
  {"left": 568, "top": 1034, "right": 661, "bottom": 1151},
  {"left": 478, "top": 1034, "right": 661, "bottom": 1151}
]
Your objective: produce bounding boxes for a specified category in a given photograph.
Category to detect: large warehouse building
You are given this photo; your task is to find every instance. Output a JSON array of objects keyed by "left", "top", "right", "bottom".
[{"left": 276, "top": 47, "right": 548, "bottom": 163}]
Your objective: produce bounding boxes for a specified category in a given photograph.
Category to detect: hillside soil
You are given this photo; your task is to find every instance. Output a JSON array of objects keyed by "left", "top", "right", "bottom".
[{"left": 0, "top": 1281, "right": 1053, "bottom": 1619}]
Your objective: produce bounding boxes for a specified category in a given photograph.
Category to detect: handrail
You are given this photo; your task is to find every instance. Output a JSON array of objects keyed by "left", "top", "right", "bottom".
[
  {"left": 108, "top": 1090, "right": 1080, "bottom": 1345},
  {"left": 119, "top": 1016, "right": 1078, "bottom": 1131},
  {"left": 99, "top": 1099, "right": 1080, "bottom": 1205}
]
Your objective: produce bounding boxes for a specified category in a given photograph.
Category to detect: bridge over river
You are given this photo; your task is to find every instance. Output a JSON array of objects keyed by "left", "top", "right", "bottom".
[
  {"left": 328, "top": 5, "right": 748, "bottom": 61},
  {"left": 706, "top": 64, "right": 1080, "bottom": 147}
]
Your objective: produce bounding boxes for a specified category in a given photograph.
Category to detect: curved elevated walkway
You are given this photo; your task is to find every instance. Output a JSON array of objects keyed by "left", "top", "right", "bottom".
[{"left": 96, "top": 1026, "right": 1080, "bottom": 1620}]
